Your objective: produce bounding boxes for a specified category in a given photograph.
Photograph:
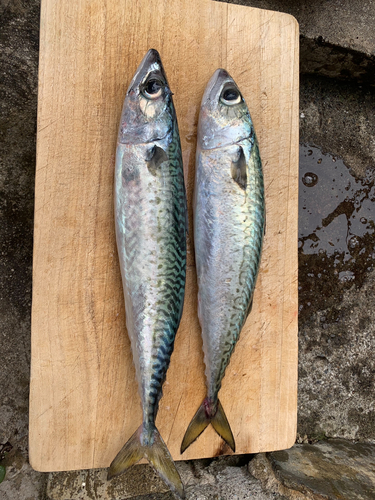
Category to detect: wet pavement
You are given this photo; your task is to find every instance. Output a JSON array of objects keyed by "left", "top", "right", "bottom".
[
  {"left": 297, "top": 74, "right": 375, "bottom": 445},
  {"left": 299, "top": 145, "right": 375, "bottom": 323}
]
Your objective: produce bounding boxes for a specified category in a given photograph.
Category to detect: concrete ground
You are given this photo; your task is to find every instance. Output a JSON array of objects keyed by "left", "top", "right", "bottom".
[{"left": 1, "top": 0, "right": 374, "bottom": 498}]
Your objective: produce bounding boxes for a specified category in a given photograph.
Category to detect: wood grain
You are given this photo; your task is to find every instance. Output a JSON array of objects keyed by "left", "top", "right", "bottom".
[{"left": 30, "top": 0, "right": 299, "bottom": 472}]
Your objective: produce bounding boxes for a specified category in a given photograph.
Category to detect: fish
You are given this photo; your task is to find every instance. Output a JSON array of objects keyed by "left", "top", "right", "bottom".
[
  {"left": 181, "top": 69, "right": 265, "bottom": 454},
  {"left": 109, "top": 49, "right": 187, "bottom": 499}
]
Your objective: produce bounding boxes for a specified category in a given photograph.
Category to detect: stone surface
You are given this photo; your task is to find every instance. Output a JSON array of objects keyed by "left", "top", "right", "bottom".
[
  {"left": 300, "top": 75, "right": 375, "bottom": 179},
  {"left": 297, "top": 266, "right": 375, "bottom": 443},
  {"left": 0, "top": 442, "right": 47, "bottom": 500},
  {"left": 225, "top": 0, "right": 375, "bottom": 84},
  {"left": 0, "top": 0, "right": 39, "bottom": 418},
  {"left": 226, "top": 0, "right": 375, "bottom": 56},
  {"left": 250, "top": 441, "right": 375, "bottom": 500},
  {"left": 297, "top": 75, "right": 375, "bottom": 443},
  {"left": 249, "top": 454, "right": 292, "bottom": 499},
  {"left": 299, "top": 38, "right": 375, "bottom": 86},
  {"left": 270, "top": 440, "right": 375, "bottom": 499},
  {"left": 182, "top": 457, "right": 285, "bottom": 500},
  {"left": 46, "top": 456, "right": 287, "bottom": 500},
  {"left": 47, "top": 466, "right": 166, "bottom": 500},
  {"left": 0, "top": 0, "right": 42, "bottom": 496}
]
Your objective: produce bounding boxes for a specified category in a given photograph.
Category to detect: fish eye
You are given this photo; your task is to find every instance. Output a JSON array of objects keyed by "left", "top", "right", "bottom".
[
  {"left": 142, "top": 78, "right": 163, "bottom": 99},
  {"left": 220, "top": 87, "right": 242, "bottom": 105}
]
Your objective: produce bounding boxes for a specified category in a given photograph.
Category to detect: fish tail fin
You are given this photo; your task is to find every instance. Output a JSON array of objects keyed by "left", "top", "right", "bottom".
[
  {"left": 107, "top": 425, "right": 144, "bottom": 480},
  {"left": 146, "top": 428, "right": 185, "bottom": 499},
  {"left": 180, "top": 398, "right": 235, "bottom": 454},
  {"left": 108, "top": 424, "right": 185, "bottom": 499},
  {"left": 211, "top": 399, "right": 236, "bottom": 452},
  {"left": 180, "top": 399, "right": 211, "bottom": 454}
]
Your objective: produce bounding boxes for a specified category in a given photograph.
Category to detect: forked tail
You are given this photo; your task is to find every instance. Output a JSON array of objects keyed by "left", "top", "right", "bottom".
[
  {"left": 108, "top": 424, "right": 184, "bottom": 499},
  {"left": 180, "top": 398, "right": 235, "bottom": 454}
]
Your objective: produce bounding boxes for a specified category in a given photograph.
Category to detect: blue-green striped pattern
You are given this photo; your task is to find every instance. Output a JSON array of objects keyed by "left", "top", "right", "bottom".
[{"left": 115, "top": 114, "right": 186, "bottom": 444}]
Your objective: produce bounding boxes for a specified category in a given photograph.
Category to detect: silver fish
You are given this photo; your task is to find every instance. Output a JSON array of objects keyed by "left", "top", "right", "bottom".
[
  {"left": 181, "top": 69, "right": 265, "bottom": 454},
  {"left": 109, "top": 49, "right": 187, "bottom": 499}
]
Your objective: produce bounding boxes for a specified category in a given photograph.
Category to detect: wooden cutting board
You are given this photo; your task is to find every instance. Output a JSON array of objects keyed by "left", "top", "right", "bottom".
[{"left": 30, "top": 0, "right": 299, "bottom": 472}]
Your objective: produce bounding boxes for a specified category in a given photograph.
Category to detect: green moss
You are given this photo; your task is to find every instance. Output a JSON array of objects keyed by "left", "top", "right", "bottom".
[{"left": 310, "top": 431, "right": 328, "bottom": 443}]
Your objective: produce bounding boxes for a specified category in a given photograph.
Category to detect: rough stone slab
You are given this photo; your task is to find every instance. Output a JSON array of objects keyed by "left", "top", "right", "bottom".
[
  {"left": 46, "top": 457, "right": 287, "bottom": 499},
  {"left": 300, "top": 74, "right": 375, "bottom": 178},
  {"left": 226, "top": 0, "right": 375, "bottom": 57},
  {"left": 251, "top": 440, "right": 375, "bottom": 500},
  {"left": 0, "top": 444, "right": 47, "bottom": 500},
  {"left": 0, "top": 0, "right": 38, "bottom": 446},
  {"left": 225, "top": 0, "right": 375, "bottom": 83},
  {"left": 298, "top": 75, "right": 375, "bottom": 443},
  {"left": 46, "top": 465, "right": 169, "bottom": 500},
  {"left": 0, "top": 0, "right": 43, "bottom": 498},
  {"left": 182, "top": 457, "right": 286, "bottom": 500}
]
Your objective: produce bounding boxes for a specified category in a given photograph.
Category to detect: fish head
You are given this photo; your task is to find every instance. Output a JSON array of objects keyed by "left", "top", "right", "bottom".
[
  {"left": 198, "top": 69, "right": 253, "bottom": 150},
  {"left": 118, "top": 49, "right": 174, "bottom": 145}
]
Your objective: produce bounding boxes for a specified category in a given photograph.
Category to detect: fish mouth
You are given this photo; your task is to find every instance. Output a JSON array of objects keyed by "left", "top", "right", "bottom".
[
  {"left": 140, "top": 49, "right": 163, "bottom": 72},
  {"left": 127, "top": 49, "right": 168, "bottom": 94},
  {"left": 216, "top": 68, "right": 230, "bottom": 80}
]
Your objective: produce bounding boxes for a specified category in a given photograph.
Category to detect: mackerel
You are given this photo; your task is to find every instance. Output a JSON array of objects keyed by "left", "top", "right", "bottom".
[
  {"left": 109, "top": 49, "right": 187, "bottom": 499},
  {"left": 181, "top": 69, "right": 265, "bottom": 454}
]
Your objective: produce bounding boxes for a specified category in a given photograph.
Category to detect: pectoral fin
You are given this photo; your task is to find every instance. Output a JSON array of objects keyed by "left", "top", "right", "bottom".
[
  {"left": 231, "top": 146, "right": 247, "bottom": 190},
  {"left": 146, "top": 145, "right": 168, "bottom": 176}
]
